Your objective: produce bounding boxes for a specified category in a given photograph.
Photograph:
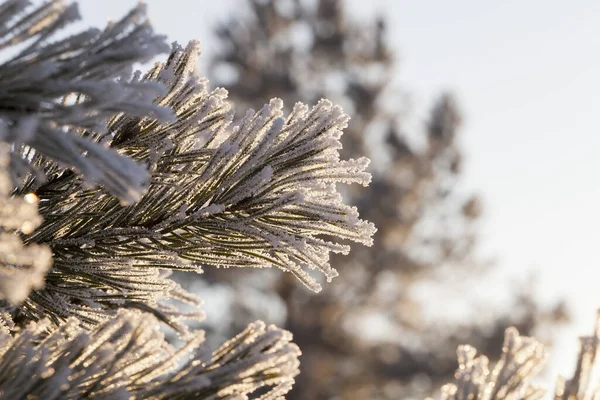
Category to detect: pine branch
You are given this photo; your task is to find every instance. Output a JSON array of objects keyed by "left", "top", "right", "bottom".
[
  {"left": 0, "top": 310, "right": 300, "bottom": 399},
  {"left": 434, "top": 312, "right": 600, "bottom": 400},
  {"left": 6, "top": 41, "right": 374, "bottom": 328},
  {"left": 554, "top": 314, "right": 600, "bottom": 400},
  {"left": 440, "top": 327, "right": 546, "bottom": 400},
  {"left": 0, "top": 0, "right": 172, "bottom": 203},
  {"left": 0, "top": 2, "right": 375, "bottom": 399}
]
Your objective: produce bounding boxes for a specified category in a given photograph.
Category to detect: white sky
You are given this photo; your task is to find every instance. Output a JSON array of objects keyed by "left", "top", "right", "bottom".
[{"left": 77, "top": 0, "right": 600, "bottom": 381}]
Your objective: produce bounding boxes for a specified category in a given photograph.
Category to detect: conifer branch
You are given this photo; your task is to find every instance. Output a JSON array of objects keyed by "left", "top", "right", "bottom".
[
  {"left": 435, "top": 313, "right": 600, "bottom": 400},
  {"left": 0, "top": 310, "right": 300, "bottom": 399},
  {"left": 6, "top": 40, "right": 374, "bottom": 328},
  {"left": 0, "top": 0, "right": 171, "bottom": 203},
  {"left": 439, "top": 328, "right": 546, "bottom": 400},
  {"left": 0, "top": 2, "right": 373, "bottom": 398}
]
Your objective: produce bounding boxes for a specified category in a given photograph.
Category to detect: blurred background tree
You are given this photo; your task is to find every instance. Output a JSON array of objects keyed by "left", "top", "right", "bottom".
[{"left": 172, "top": 0, "right": 569, "bottom": 398}]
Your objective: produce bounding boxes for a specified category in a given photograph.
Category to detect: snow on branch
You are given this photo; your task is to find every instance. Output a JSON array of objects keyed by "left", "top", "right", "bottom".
[
  {"left": 0, "top": 310, "right": 300, "bottom": 399},
  {"left": 0, "top": 0, "right": 172, "bottom": 204},
  {"left": 8, "top": 40, "right": 374, "bottom": 328}
]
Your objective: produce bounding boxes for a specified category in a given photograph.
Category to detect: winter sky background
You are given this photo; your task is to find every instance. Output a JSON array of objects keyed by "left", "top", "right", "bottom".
[{"left": 77, "top": 0, "right": 600, "bottom": 380}]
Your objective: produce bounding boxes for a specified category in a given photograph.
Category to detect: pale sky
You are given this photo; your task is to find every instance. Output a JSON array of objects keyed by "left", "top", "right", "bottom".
[{"left": 77, "top": 0, "right": 600, "bottom": 380}]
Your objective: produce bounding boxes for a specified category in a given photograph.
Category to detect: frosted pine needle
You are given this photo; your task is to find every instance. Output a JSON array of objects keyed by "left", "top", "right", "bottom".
[
  {"left": 0, "top": 0, "right": 171, "bottom": 203},
  {"left": 0, "top": 2, "right": 375, "bottom": 398},
  {"left": 5, "top": 40, "right": 375, "bottom": 329},
  {"left": 434, "top": 312, "right": 600, "bottom": 400},
  {"left": 0, "top": 311, "right": 300, "bottom": 399}
]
